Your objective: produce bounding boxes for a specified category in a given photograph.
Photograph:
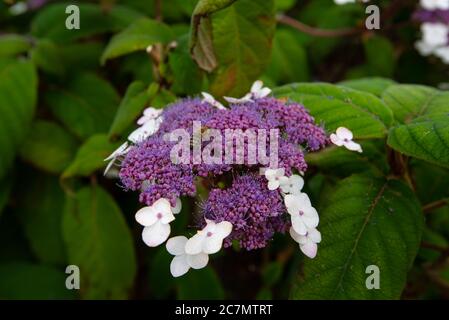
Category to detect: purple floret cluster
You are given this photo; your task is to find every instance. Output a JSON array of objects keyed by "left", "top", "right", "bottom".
[{"left": 119, "top": 95, "right": 328, "bottom": 250}]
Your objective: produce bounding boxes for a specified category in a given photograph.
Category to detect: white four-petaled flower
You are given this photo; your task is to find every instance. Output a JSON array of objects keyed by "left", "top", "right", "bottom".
[
  {"left": 128, "top": 117, "right": 163, "bottom": 144},
  {"left": 330, "top": 127, "right": 363, "bottom": 153},
  {"left": 289, "top": 226, "right": 321, "bottom": 259},
  {"left": 135, "top": 198, "right": 176, "bottom": 247},
  {"left": 264, "top": 168, "right": 288, "bottom": 191},
  {"left": 137, "top": 107, "right": 163, "bottom": 126},
  {"left": 285, "top": 193, "right": 319, "bottom": 236},
  {"left": 166, "top": 236, "right": 209, "bottom": 277},
  {"left": 201, "top": 92, "right": 226, "bottom": 110},
  {"left": 280, "top": 174, "right": 304, "bottom": 195},
  {"left": 185, "top": 219, "right": 233, "bottom": 255},
  {"left": 224, "top": 80, "right": 271, "bottom": 104}
]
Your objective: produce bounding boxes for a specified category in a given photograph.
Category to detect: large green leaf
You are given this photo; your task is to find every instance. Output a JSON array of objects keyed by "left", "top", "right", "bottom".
[
  {"left": 209, "top": 0, "right": 276, "bottom": 97},
  {"left": 62, "top": 185, "right": 137, "bottom": 299},
  {"left": 388, "top": 116, "right": 449, "bottom": 168},
  {"left": 108, "top": 81, "right": 154, "bottom": 139},
  {"left": 16, "top": 171, "right": 67, "bottom": 265},
  {"left": 19, "top": 120, "right": 78, "bottom": 174},
  {"left": 0, "top": 262, "right": 76, "bottom": 299},
  {"left": 0, "top": 34, "right": 31, "bottom": 57},
  {"left": 339, "top": 77, "right": 396, "bottom": 97},
  {"left": 101, "top": 18, "right": 175, "bottom": 64},
  {"left": 31, "top": 3, "right": 143, "bottom": 44},
  {"left": 30, "top": 39, "right": 65, "bottom": 76},
  {"left": 0, "top": 60, "right": 37, "bottom": 180},
  {"left": 382, "top": 84, "right": 449, "bottom": 123},
  {"left": 292, "top": 175, "right": 423, "bottom": 299},
  {"left": 273, "top": 83, "right": 394, "bottom": 138},
  {"left": 62, "top": 134, "right": 121, "bottom": 179},
  {"left": 45, "top": 72, "right": 120, "bottom": 140}
]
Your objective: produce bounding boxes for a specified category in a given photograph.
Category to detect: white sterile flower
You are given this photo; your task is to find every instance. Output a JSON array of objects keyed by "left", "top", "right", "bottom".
[
  {"left": 421, "top": 0, "right": 449, "bottom": 10},
  {"left": 128, "top": 117, "right": 163, "bottom": 144},
  {"left": 135, "top": 198, "right": 176, "bottom": 247},
  {"left": 223, "top": 94, "right": 253, "bottom": 104},
  {"left": 421, "top": 23, "right": 449, "bottom": 47},
  {"left": 185, "top": 219, "right": 233, "bottom": 255},
  {"left": 289, "top": 226, "right": 321, "bottom": 259},
  {"left": 280, "top": 174, "right": 304, "bottom": 195},
  {"left": 285, "top": 193, "right": 319, "bottom": 236},
  {"left": 103, "top": 142, "right": 130, "bottom": 175},
  {"left": 265, "top": 168, "right": 288, "bottom": 191},
  {"left": 435, "top": 46, "right": 449, "bottom": 63},
  {"left": 415, "top": 40, "right": 436, "bottom": 56},
  {"left": 166, "top": 236, "right": 209, "bottom": 277},
  {"left": 334, "top": 0, "right": 355, "bottom": 4},
  {"left": 137, "top": 107, "right": 163, "bottom": 126},
  {"left": 330, "top": 127, "right": 363, "bottom": 153},
  {"left": 250, "top": 80, "right": 272, "bottom": 99},
  {"left": 201, "top": 92, "right": 226, "bottom": 110}
]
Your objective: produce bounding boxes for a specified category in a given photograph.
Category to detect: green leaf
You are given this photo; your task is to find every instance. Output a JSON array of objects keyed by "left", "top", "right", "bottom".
[
  {"left": 109, "top": 81, "right": 154, "bottom": 139},
  {"left": 264, "top": 29, "right": 309, "bottom": 84},
  {"left": 31, "top": 3, "right": 143, "bottom": 44},
  {"left": 381, "top": 84, "right": 449, "bottom": 123},
  {"left": 0, "top": 60, "right": 37, "bottom": 180},
  {"left": 0, "top": 262, "right": 76, "bottom": 299},
  {"left": 388, "top": 116, "right": 449, "bottom": 168},
  {"left": 0, "top": 34, "right": 31, "bottom": 57},
  {"left": 209, "top": 0, "right": 276, "bottom": 97},
  {"left": 62, "top": 134, "right": 120, "bottom": 179},
  {"left": 45, "top": 72, "right": 120, "bottom": 140},
  {"left": 176, "top": 267, "right": 225, "bottom": 299},
  {"left": 262, "top": 261, "right": 283, "bottom": 287},
  {"left": 363, "top": 35, "right": 396, "bottom": 78},
  {"left": 148, "top": 247, "right": 176, "bottom": 299},
  {"left": 273, "top": 83, "right": 394, "bottom": 138},
  {"left": 101, "top": 18, "right": 175, "bottom": 64},
  {"left": 339, "top": 77, "right": 396, "bottom": 97},
  {"left": 189, "top": 0, "right": 237, "bottom": 72},
  {"left": 16, "top": 171, "right": 67, "bottom": 265},
  {"left": 19, "top": 120, "right": 78, "bottom": 174},
  {"left": 30, "top": 39, "right": 65, "bottom": 76},
  {"left": 292, "top": 175, "right": 423, "bottom": 299},
  {"left": 62, "top": 185, "right": 137, "bottom": 299}
]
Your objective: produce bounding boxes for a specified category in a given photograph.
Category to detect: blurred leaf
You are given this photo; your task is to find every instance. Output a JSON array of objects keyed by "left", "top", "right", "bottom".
[
  {"left": 0, "top": 209, "right": 34, "bottom": 263},
  {"left": 30, "top": 39, "right": 65, "bottom": 76},
  {"left": 62, "top": 185, "right": 137, "bottom": 299},
  {"left": 0, "top": 34, "right": 31, "bottom": 57},
  {"left": 256, "top": 288, "right": 273, "bottom": 299},
  {"left": 31, "top": 3, "right": 143, "bottom": 44},
  {"left": 19, "top": 120, "right": 78, "bottom": 174},
  {"left": 62, "top": 134, "right": 120, "bottom": 179},
  {"left": 45, "top": 72, "right": 120, "bottom": 140},
  {"left": 264, "top": 29, "right": 309, "bottom": 84},
  {"left": 262, "top": 261, "right": 283, "bottom": 287},
  {"left": 190, "top": 0, "right": 237, "bottom": 72},
  {"left": 411, "top": 159, "right": 449, "bottom": 204},
  {"left": 109, "top": 81, "right": 154, "bottom": 139},
  {"left": 0, "top": 262, "right": 75, "bottom": 299},
  {"left": 292, "top": 175, "right": 423, "bottom": 299},
  {"left": 176, "top": 267, "right": 225, "bottom": 299},
  {"left": 418, "top": 228, "right": 448, "bottom": 262},
  {"left": 16, "top": 171, "right": 66, "bottom": 265},
  {"left": 339, "top": 77, "right": 396, "bottom": 97},
  {"left": 101, "top": 18, "right": 175, "bottom": 64},
  {"left": 209, "top": 0, "right": 276, "bottom": 97},
  {"left": 0, "top": 177, "right": 11, "bottom": 217},
  {"left": 58, "top": 42, "right": 103, "bottom": 71},
  {"left": 388, "top": 116, "right": 449, "bottom": 169},
  {"left": 149, "top": 247, "right": 176, "bottom": 299},
  {"left": 382, "top": 85, "right": 449, "bottom": 123},
  {"left": 0, "top": 60, "right": 37, "bottom": 180},
  {"left": 275, "top": 0, "right": 297, "bottom": 11},
  {"left": 152, "top": 88, "right": 177, "bottom": 107},
  {"left": 363, "top": 35, "right": 396, "bottom": 78},
  {"left": 273, "top": 83, "right": 394, "bottom": 138}
]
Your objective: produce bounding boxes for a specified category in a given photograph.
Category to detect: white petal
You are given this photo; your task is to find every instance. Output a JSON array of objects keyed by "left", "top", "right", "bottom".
[
  {"left": 268, "top": 180, "right": 280, "bottom": 190},
  {"left": 104, "top": 142, "right": 129, "bottom": 161},
  {"left": 202, "top": 235, "right": 223, "bottom": 254},
  {"left": 284, "top": 194, "right": 300, "bottom": 215},
  {"left": 215, "top": 221, "right": 233, "bottom": 238},
  {"left": 103, "top": 159, "right": 116, "bottom": 176},
  {"left": 142, "top": 222, "right": 171, "bottom": 247},
  {"left": 166, "top": 236, "right": 187, "bottom": 256},
  {"left": 276, "top": 168, "right": 285, "bottom": 177},
  {"left": 297, "top": 192, "right": 312, "bottom": 208},
  {"left": 187, "top": 253, "right": 209, "bottom": 269},
  {"left": 128, "top": 126, "right": 148, "bottom": 144},
  {"left": 308, "top": 228, "right": 322, "bottom": 244},
  {"left": 152, "top": 198, "right": 172, "bottom": 215},
  {"left": 172, "top": 198, "right": 182, "bottom": 214},
  {"left": 251, "top": 80, "right": 263, "bottom": 93},
  {"left": 278, "top": 176, "right": 289, "bottom": 186},
  {"left": 135, "top": 206, "right": 157, "bottom": 227},
  {"left": 290, "top": 175, "right": 304, "bottom": 192},
  {"left": 137, "top": 115, "right": 150, "bottom": 126},
  {"left": 330, "top": 133, "right": 344, "bottom": 146},
  {"left": 264, "top": 168, "right": 278, "bottom": 180},
  {"left": 291, "top": 216, "right": 307, "bottom": 236},
  {"left": 256, "top": 87, "right": 271, "bottom": 98},
  {"left": 279, "top": 182, "right": 291, "bottom": 194},
  {"left": 344, "top": 140, "right": 363, "bottom": 153},
  {"left": 300, "top": 242, "right": 318, "bottom": 259},
  {"left": 336, "top": 127, "right": 353, "bottom": 141},
  {"left": 201, "top": 92, "right": 225, "bottom": 110},
  {"left": 185, "top": 233, "right": 205, "bottom": 255},
  {"left": 302, "top": 206, "right": 319, "bottom": 229},
  {"left": 170, "top": 255, "right": 190, "bottom": 277},
  {"left": 289, "top": 226, "right": 303, "bottom": 244}
]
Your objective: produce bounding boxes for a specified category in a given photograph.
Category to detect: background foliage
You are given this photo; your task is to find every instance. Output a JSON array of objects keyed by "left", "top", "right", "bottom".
[{"left": 0, "top": 0, "right": 449, "bottom": 300}]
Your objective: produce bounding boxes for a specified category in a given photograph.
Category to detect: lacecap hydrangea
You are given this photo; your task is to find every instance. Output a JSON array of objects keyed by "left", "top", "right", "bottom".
[{"left": 105, "top": 81, "right": 363, "bottom": 277}]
